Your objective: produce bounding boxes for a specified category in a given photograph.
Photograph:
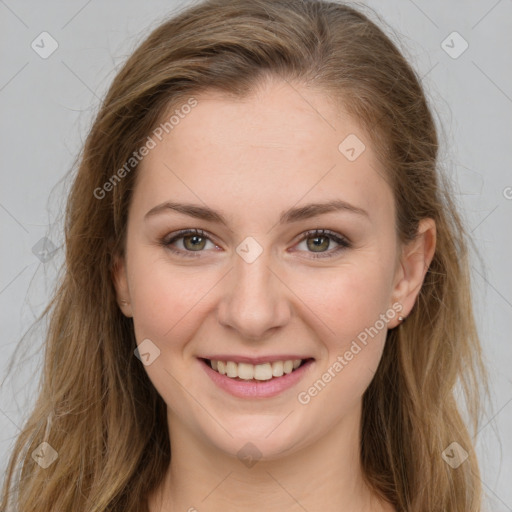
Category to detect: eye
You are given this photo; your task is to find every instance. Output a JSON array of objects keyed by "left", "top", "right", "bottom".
[
  {"left": 294, "top": 229, "right": 351, "bottom": 259},
  {"left": 160, "top": 228, "right": 351, "bottom": 259},
  {"left": 161, "top": 229, "right": 219, "bottom": 258}
]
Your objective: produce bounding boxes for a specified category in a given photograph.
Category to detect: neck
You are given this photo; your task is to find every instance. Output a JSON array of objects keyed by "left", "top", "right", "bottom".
[{"left": 149, "top": 401, "right": 394, "bottom": 512}]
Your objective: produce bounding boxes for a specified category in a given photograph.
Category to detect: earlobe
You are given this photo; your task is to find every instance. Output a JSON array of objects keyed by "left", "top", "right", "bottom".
[
  {"left": 391, "top": 218, "right": 436, "bottom": 327},
  {"left": 111, "top": 253, "right": 133, "bottom": 318}
]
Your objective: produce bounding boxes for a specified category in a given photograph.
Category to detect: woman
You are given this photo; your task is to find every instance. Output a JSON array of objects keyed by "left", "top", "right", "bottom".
[{"left": 1, "top": 0, "right": 487, "bottom": 510}]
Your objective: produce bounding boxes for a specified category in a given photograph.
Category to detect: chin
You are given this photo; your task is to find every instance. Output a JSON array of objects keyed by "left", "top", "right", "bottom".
[{"left": 200, "top": 413, "right": 313, "bottom": 463}]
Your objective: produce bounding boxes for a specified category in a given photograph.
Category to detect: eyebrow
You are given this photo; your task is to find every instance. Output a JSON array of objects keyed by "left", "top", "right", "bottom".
[{"left": 144, "top": 199, "right": 369, "bottom": 226}]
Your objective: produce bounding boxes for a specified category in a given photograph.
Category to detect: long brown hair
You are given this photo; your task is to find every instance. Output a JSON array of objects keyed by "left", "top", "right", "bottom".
[{"left": 1, "top": 1, "right": 487, "bottom": 510}]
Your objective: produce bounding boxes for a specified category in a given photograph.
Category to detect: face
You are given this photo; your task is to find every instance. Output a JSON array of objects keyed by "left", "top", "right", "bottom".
[{"left": 113, "top": 77, "right": 427, "bottom": 460}]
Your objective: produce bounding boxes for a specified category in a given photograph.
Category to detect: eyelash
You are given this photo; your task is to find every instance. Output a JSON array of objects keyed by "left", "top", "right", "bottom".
[{"left": 160, "top": 228, "right": 351, "bottom": 259}]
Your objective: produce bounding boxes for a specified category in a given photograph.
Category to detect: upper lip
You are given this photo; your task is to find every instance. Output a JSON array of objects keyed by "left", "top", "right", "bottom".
[{"left": 199, "top": 355, "right": 314, "bottom": 365}]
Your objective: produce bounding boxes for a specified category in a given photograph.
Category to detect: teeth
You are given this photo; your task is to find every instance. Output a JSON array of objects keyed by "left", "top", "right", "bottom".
[
  {"left": 238, "top": 362, "right": 254, "bottom": 380},
  {"left": 283, "top": 360, "right": 294, "bottom": 374},
  {"left": 217, "top": 361, "right": 226, "bottom": 375},
  {"left": 226, "top": 361, "right": 238, "bottom": 378},
  {"left": 209, "top": 358, "right": 304, "bottom": 380},
  {"left": 272, "top": 361, "right": 284, "bottom": 377}
]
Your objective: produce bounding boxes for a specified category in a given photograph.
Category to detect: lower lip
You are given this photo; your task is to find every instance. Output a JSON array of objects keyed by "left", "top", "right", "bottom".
[{"left": 199, "top": 358, "right": 314, "bottom": 399}]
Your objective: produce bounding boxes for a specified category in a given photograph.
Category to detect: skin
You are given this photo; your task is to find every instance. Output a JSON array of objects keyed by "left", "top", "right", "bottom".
[{"left": 113, "top": 76, "right": 436, "bottom": 512}]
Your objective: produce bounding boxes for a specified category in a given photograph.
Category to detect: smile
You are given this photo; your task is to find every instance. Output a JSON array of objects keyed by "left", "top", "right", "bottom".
[
  {"left": 198, "top": 357, "right": 315, "bottom": 398},
  {"left": 208, "top": 358, "right": 307, "bottom": 380}
]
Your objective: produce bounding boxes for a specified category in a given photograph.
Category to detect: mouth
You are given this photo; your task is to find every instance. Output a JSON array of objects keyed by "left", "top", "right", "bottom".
[
  {"left": 198, "top": 356, "right": 315, "bottom": 399},
  {"left": 199, "top": 357, "right": 314, "bottom": 382}
]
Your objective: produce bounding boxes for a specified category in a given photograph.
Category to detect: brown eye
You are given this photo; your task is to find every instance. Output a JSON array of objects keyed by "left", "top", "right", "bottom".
[{"left": 162, "top": 229, "right": 217, "bottom": 258}]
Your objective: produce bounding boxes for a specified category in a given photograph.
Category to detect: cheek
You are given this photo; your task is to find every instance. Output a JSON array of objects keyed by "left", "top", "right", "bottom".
[
  {"left": 126, "top": 247, "right": 206, "bottom": 342},
  {"left": 300, "top": 257, "right": 394, "bottom": 342},
  {"left": 295, "top": 252, "right": 395, "bottom": 400},
  {"left": 297, "top": 268, "right": 390, "bottom": 414},
  {"left": 126, "top": 249, "right": 216, "bottom": 403}
]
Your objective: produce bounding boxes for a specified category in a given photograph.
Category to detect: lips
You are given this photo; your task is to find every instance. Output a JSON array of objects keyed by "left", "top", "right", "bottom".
[{"left": 198, "top": 357, "right": 315, "bottom": 399}]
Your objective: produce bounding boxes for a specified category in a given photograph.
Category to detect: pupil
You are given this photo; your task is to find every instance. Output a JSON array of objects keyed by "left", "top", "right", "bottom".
[
  {"left": 185, "top": 235, "right": 205, "bottom": 250},
  {"left": 308, "top": 236, "right": 328, "bottom": 252}
]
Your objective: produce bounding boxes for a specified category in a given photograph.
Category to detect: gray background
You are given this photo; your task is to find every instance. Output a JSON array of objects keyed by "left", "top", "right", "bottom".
[{"left": 0, "top": 0, "right": 511, "bottom": 509}]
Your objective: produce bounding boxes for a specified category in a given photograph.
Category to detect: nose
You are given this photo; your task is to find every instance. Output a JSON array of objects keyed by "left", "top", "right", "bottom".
[{"left": 216, "top": 246, "right": 292, "bottom": 341}]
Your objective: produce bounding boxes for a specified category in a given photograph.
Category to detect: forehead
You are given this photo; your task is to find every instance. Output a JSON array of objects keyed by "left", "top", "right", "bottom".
[{"left": 132, "top": 78, "right": 394, "bottom": 229}]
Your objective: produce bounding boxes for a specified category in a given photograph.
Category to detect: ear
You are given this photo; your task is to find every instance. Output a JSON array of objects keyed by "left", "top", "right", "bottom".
[
  {"left": 389, "top": 218, "right": 436, "bottom": 328},
  {"left": 111, "top": 253, "right": 133, "bottom": 318}
]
